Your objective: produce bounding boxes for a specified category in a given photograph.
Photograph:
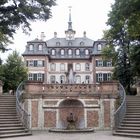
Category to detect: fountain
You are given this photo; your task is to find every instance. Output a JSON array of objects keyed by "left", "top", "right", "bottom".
[
  {"left": 66, "top": 113, "right": 77, "bottom": 130},
  {"left": 68, "top": 68, "right": 74, "bottom": 84}
]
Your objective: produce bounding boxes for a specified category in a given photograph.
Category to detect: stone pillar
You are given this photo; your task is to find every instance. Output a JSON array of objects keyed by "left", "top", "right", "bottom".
[{"left": 0, "top": 80, "right": 3, "bottom": 95}]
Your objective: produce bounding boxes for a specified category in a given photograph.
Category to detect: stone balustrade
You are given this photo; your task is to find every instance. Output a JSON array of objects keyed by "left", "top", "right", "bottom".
[{"left": 25, "top": 81, "right": 119, "bottom": 96}]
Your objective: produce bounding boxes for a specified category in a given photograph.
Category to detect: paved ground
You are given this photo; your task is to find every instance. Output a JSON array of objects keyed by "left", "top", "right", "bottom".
[{"left": 3, "top": 131, "right": 140, "bottom": 140}]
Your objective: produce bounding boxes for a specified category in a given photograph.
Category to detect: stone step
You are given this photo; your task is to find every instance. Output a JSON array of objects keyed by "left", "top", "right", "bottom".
[
  {"left": 125, "top": 115, "right": 140, "bottom": 118},
  {"left": 0, "top": 120, "right": 21, "bottom": 124},
  {"left": 118, "top": 126, "right": 140, "bottom": 130},
  {"left": 122, "top": 121, "right": 140, "bottom": 124},
  {"left": 0, "top": 123, "right": 23, "bottom": 127},
  {"left": 0, "top": 107, "right": 16, "bottom": 109},
  {"left": 113, "top": 131, "right": 140, "bottom": 137},
  {"left": 121, "top": 123, "right": 140, "bottom": 127},
  {"left": 0, "top": 132, "right": 32, "bottom": 138},
  {"left": 116, "top": 129, "right": 140, "bottom": 134},
  {"left": 0, "top": 126, "right": 25, "bottom": 131},
  {"left": 0, "top": 129, "right": 28, "bottom": 134},
  {"left": 124, "top": 118, "right": 140, "bottom": 121},
  {"left": 0, "top": 114, "right": 17, "bottom": 116},
  {"left": 0, "top": 116, "right": 19, "bottom": 119}
]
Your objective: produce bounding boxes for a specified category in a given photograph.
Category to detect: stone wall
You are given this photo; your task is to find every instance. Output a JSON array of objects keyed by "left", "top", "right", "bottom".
[{"left": 23, "top": 81, "right": 118, "bottom": 130}]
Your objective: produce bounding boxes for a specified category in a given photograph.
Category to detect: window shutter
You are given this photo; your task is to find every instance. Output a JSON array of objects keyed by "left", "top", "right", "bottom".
[
  {"left": 96, "top": 60, "right": 98, "bottom": 67},
  {"left": 96, "top": 73, "right": 98, "bottom": 82}
]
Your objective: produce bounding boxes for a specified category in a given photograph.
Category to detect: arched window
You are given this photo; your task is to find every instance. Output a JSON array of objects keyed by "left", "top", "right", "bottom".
[
  {"left": 85, "top": 49, "right": 89, "bottom": 55},
  {"left": 76, "top": 49, "right": 80, "bottom": 55},
  {"left": 68, "top": 49, "right": 72, "bottom": 55},
  {"left": 51, "top": 49, "right": 56, "bottom": 55},
  {"left": 60, "top": 49, "right": 65, "bottom": 55},
  {"left": 85, "top": 75, "right": 90, "bottom": 84},
  {"left": 76, "top": 75, "right": 81, "bottom": 84},
  {"left": 60, "top": 75, "right": 65, "bottom": 84}
]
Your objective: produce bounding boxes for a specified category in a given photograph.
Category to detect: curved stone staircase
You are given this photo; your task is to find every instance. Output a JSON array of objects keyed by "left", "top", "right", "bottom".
[
  {"left": 0, "top": 95, "right": 31, "bottom": 138},
  {"left": 113, "top": 96, "right": 140, "bottom": 137}
]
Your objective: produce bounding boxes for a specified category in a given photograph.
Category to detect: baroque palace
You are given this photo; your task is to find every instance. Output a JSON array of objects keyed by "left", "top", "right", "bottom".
[{"left": 21, "top": 8, "right": 117, "bottom": 131}]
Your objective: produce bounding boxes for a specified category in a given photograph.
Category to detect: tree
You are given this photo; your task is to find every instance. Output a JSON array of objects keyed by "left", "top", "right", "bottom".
[
  {"left": 0, "top": 0, "right": 56, "bottom": 51},
  {"left": 103, "top": 0, "right": 140, "bottom": 94},
  {"left": 0, "top": 51, "right": 28, "bottom": 92}
]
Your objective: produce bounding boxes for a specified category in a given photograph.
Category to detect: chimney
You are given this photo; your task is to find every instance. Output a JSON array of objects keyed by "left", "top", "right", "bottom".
[
  {"left": 40, "top": 32, "right": 46, "bottom": 41},
  {"left": 83, "top": 31, "right": 86, "bottom": 38},
  {"left": 54, "top": 32, "right": 57, "bottom": 38}
]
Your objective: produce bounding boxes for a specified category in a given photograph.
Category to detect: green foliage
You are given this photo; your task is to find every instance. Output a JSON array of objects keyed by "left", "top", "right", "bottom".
[
  {"left": 0, "top": 0, "right": 56, "bottom": 51},
  {"left": 0, "top": 51, "right": 28, "bottom": 92},
  {"left": 103, "top": 0, "right": 140, "bottom": 94}
]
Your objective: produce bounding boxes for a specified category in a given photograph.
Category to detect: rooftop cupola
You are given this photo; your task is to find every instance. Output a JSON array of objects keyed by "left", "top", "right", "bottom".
[{"left": 65, "top": 6, "right": 76, "bottom": 40}]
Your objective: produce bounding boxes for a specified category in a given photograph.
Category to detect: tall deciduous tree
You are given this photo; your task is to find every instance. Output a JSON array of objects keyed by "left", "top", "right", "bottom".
[
  {"left": 0, "top": 0, "right": 56, "bottom": 51},
  {"left": 0, "top": 51, "right": 28, "bottom": 92},
  {"left": 103, "top": 0, "right": 140, "bottom": 94}
]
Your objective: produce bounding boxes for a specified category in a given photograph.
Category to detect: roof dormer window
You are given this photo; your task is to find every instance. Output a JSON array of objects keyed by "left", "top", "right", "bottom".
[
  {"left": 38, "top": 44, "right": 43, "bottom": 50},
  {"left": 51, "top": 49, "right": 56, "bottom": 55},
  {"left": 85, "top": 49, "right": 89, "bottom": 55},
  {"left": 97, "top": 44, "right": 102, "bottom": 51},
  {"left": 29, "top": 44, "right": 34, "bottom": 51},
  {"left": 76, "top": 49, "right": 80, "bottom": 55},
  {"left": 68, "top": 42, "right": 72, "bottom": 46},
  {"left": 80, "top": 41, "right": 84, "bottom": 46},
  {"left": 60, "top": 49, "right": 65, "bottom": 55},
  {"left": 56, "top": 42, "right": 60, "bottom": 46},
  {"left": 68, "top": 49, "right": 72, "bottom": 55}
]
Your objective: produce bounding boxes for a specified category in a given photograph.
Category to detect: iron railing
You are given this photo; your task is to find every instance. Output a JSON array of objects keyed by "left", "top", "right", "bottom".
[
  {"left": 114, "top": 83, "right": 126, "bottom": 129},
  {"left": 16, "top": 81, "right": 30, "bottom": 131}
]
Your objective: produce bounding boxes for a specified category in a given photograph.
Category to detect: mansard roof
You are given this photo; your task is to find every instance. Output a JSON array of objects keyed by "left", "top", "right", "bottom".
[{"left": 46, "top": 37, "right": 94, "bottom": 47}]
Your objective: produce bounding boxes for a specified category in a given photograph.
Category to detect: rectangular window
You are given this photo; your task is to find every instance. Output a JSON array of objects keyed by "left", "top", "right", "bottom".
[
  {"left": 38, "top": 60, "right": 44, "bottom": 67},
  {"left": 28, "top": 73, "right": 33, "bottom": 80},
  {"left": 96, "top": 73, "right": 103, "bottom": 82},
  {"left": 60, "top": 63, "right": 65, "bottom": 71},
  {"left": 50, "top": 63, "right": 56, "bottom": 71},
  {"left": 106, "top": 61, "right": 112, "bottom": 67},
  {"left": 107, "top": 73, "right": 111, "bottom": 81},
  {"left": 34, "top": 60, "right": 38, "bottom": 67},
  {"left": 96, "top": 60, "right": 103, "bottom": 67},
  {"left": 76, "top": 63, "right": 81, "bottom": 71},
  {"left": 85, "top": 63, "right": 90, "bottom": 71},
  {"left": 28, "top": 60, "right": 34, "bottom": 67}
]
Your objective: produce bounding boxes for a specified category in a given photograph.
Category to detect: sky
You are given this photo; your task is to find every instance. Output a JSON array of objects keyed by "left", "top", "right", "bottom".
[{"left": 0, "top": 0, "right": 114, "bottom": 61}]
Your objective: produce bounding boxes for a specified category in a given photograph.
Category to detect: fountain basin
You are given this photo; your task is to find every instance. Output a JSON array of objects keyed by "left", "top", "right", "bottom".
[{"left": 49, "top": 128, "right": 94, "bottom": 133}]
